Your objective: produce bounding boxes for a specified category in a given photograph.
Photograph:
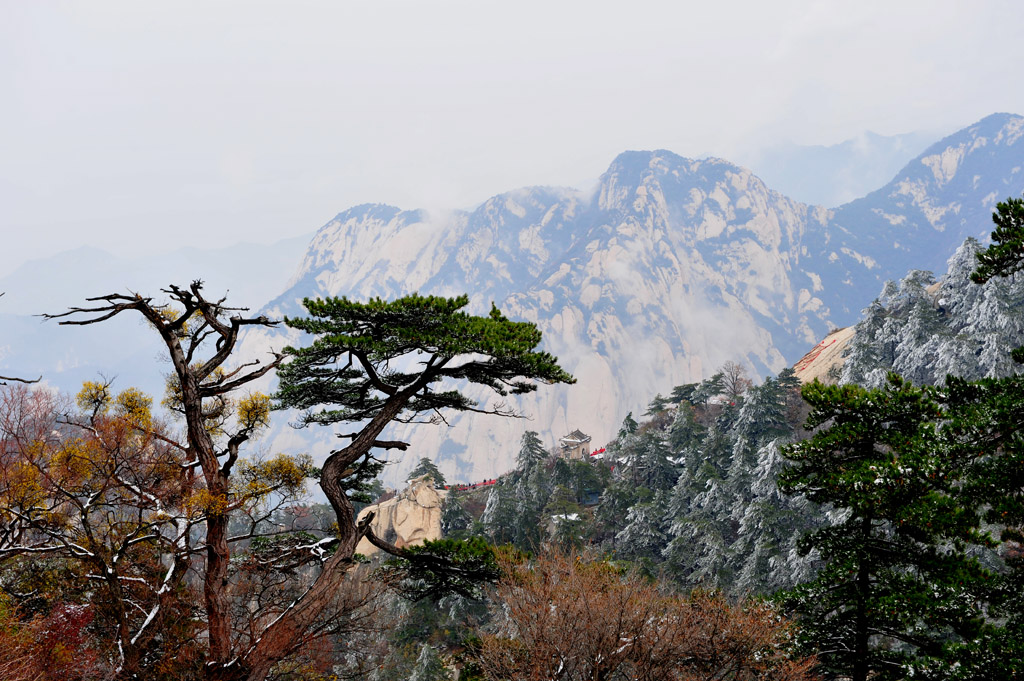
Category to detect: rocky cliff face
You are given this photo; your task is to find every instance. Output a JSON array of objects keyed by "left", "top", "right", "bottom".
[
  {"left": 238, "top": 113, "right": 1024, "bottom": 485},
  {"left": 792, "top": 326, "right": 855, "bottom": 384},
  {"left": 354, "top": 476, "right": 447, "bottom": 557}
]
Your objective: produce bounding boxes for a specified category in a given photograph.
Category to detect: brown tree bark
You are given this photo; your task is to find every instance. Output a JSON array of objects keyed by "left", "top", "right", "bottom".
[
  {"left": 47, "top": 282, "right": 282, "bottom": 678},
  {"left": 47, "top": 285, "right": 567, "bottom": 681}
]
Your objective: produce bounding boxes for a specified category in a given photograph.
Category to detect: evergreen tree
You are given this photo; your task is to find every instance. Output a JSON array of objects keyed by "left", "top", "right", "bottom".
[
  {"left": 275, "top": 292, "right": 574, "bottom": 525},
  {"left": 667, "top": 400, "right": 704, "bottom": 453},
  {"left": 840, "top": 237, "right": 1024, "bottom": 387},
  {"left": 689, "top": 372, "right": 725, "bottom": 406},
  {"left": 840, "top": 297, "right": 894, "bottom": 388},
  {"left": 270, "top": 292, "right": 573, "bottom": 638},
  {"left": 615, "top": 494, "right": 668, "bottom": 561},
  {"left": 775, "top": 366, "right": 804, "bottom": 422},
  {"left": 644, "top": 393, "right": 671, "bottom": 416},
  {"left": 550, "top": 458, "right": 606, "bottom": 506},
  {"left": 670, "top": 381, "right": 699, "bottom": 404},
  {"left": 935, "top": 196, "right": 1024, "bottom": 675},
  {"left": 662, "top": 421, "right": 736, "bottom": 589},
  {"left": 515, "top": 430, "right": 548, "bottom": 469},
  {"left": 731, "top": 440, "right": 820, "bottom": 595},
  {"left": 971, "top": 194, "right": 1024, "bottom": 285},
  {"left": 480, "top": 483, "right": 518, "bottom": 545},
  {"left": 618, "top": 411, "right": 639, "bottom": 437},
  {"left": 544, "top": 485, "right": 586, "bottom": 551},
  {"left": 778, "top": 377, "right": 987, "bottom": 681},
  {"left": 407, "top": 457, "right": 447, "bottom": 487},
  {"left": 891, "top": 274, "right": 946, "bottom": 385},
  {"left": 624, "top": 430, "right": 678, "bottom": 493},
  {"left": 439, "top": 494, "right": 472, "bottom": 538},
  {"left": 724, "top": 377, "right": 815, "bottom": 594},
  {"left": 593, "top": 480, "right": 651, "bottom": 547},
  {"left": 509, "top": 472, "right": 551, "bottom": 550},
  {"left": 728, "top": 376, "right": 790, "bottom": 487},
  {"left": 543, "top": 484, "right": 583, "bottom": 517},
  {"left": 408, "top": 644, "right": 451, "bottom": 681}
]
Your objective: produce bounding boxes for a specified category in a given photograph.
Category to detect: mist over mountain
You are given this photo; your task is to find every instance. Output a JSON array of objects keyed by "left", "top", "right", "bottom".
[
  {"left": 737, "top": 129, "right": 938, "bottom": 207},
  {"left": 4, "top": 114, "right": 1021, "bottom": 485},
  {"left": 236, "top": 113, "right": 1024, "bottom": 486},
  {"left": 0, "top": 235, "right": 310, "bottom": 396}
]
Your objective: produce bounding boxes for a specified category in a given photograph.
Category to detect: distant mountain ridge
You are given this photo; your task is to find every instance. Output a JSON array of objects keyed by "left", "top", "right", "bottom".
[
  {"left": 237, "top": 113, "right": 1024, "bottom": 485},
  {"left": 737, "top": 129, "right": 938, "bottom": 208}
]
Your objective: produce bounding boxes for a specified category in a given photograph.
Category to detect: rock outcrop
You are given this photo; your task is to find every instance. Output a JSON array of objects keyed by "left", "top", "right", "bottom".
[
  {"left": 355, "top": 476, "right": 447, "bottom": 556},
  {"left": 793, "top": 326, "right": 855, "bottom": 384}
]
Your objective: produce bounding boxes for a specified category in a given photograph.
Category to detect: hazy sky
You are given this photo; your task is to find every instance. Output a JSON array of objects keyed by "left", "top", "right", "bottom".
[{"left": 4, "top": 1, "right": 1024, "bottom": 276}]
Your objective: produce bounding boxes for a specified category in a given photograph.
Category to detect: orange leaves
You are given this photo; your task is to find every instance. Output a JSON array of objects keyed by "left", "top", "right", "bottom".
[
  {"left": 476, "top": 551, "right": 816, "bottom": 681},
  {"left": 2, "top": 461, "right": 45, "bottom": 511},
  {"left": 75, "top": 382, "right": 154, "bottom": 431},
  {"left": 184, "top": 489, "right": 230, "bottom": 519}
]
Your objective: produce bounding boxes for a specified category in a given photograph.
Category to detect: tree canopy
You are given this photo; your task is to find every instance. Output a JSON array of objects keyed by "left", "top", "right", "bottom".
[
  {"left": 0, "top": 286, "right": 574, "bottom": 681},
  {"left": 276, "top": 293, "right": 574, "bottom": 428}
]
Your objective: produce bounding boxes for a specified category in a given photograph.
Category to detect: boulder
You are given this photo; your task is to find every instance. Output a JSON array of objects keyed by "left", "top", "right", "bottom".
[{"left": 355, "top": 475, "right": 447, "bottom": 556}]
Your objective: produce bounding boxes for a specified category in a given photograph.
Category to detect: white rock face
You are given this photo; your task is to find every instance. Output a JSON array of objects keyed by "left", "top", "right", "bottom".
[
  {"left": 234, "top": 114, "right": 1024, "bottom": 486},
  {"left": 355, "top": 476, "right": 447, "bottom": 556}
]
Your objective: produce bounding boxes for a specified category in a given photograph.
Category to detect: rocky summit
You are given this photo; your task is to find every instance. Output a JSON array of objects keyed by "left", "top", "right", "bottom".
[{"left": 237, "top": 113, "right": 1024, "bottom": 485}]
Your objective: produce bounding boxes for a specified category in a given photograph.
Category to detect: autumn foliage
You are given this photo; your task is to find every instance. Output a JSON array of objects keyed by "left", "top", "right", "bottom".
[{"left": 474, "top": 551, "right": 816, "bottom": 681}]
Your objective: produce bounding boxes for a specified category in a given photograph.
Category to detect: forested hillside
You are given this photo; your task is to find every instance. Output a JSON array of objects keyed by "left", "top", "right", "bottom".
[
  {"left": 450, "top": 365, "right": 820, "bottom": 597},
  {"left": 442, "top": 229, "right": 1024, "bottom": 590},
  {"left": 841, "top": 237, "right": 1024, "bottom": 386},
  {"left": 430, "top": 200, "right": 1024, "bottom": 679},
  {"left": 2, "top": 196, "right": 1023, "bottom": 679}
]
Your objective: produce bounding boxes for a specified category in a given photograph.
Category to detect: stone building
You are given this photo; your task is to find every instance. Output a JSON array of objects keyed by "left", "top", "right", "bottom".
[{"left": 558, "top": 429, "right": 592, "bottom": 460}]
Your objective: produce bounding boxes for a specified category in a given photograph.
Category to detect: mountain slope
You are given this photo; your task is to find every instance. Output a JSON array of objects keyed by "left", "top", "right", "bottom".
[
  {"left": 823, "top": 112, "right": 1024, "bottom": 316},
  {"left": 237, "top": 114, "right": 1024, "bottom": 485}
]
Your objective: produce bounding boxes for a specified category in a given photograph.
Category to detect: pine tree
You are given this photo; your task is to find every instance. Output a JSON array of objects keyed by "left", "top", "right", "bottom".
[
  {"left": 615, "top": 494, "right": 668, "bottom": 561},
  {"left": 728, "top": 377, "right": 790, "bottom": 493},
  {"left": 670, "top": 381, "right": 699, "bottom": 404},
  {"left": 778, "top": 377, "right": 987, "bottom": 681},
  {"left": 644, "top": 393, "right": 671, "bottom": 416},
  {"left": 935, "top": 197, "right": 1024, "bottom": 675},
  {"left": 689, "top": 372, "right": 725, "bottom": 406},
  {"left": 480, "top": 483, "right": 518, "bottom": 546},
  {"left": 407, "top": 457, "right": 447, "bottom": 487},
  {"left": 618, "top": 411, "right": 639, "bottom": 437},
  {"left": 594, "top": 479, "right": 651, "bottom": 547},
  {"left": 440, "top": 494, "right": 472, "bottom": 538},
  {"left": 515, "top": 430, "right": 548, "bottom": 470},
  {"left": 625, "top": 430, "right": 678, "bottom": 493},
  {"left": 840, "top": 236, "right": 1024, "bottom": 387},
  {"left": 408, "top": 643, "right": 452, "bottom": 681},
  {"left": 662, "top": 421, "right": 736, "bottom": 589},
  {"left": 667, "top": 400, "right": 704, "bottom": 453},
  {"left": 971, "top": 195, "right": 1024, "bottom": 285},
  {"left": 731, "top": 440, "right": 820, "bottom": 595},
  {"left": 840, "top": 297, "right": 894, "bottom": 387},
  {"left": 509, "top": 471, "right": 551, "bottom": 550},
  {"left": 543, "top": 485, "right": 586, "bottom": 551}
]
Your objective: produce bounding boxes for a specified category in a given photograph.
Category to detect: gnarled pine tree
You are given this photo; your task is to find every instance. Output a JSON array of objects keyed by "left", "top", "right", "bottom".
[
  {"left": 265, "top": 293, "right": 574, "bottom": 677},
  {"left": 40, "top": 287, "right": 572, "bottom": 680}
]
